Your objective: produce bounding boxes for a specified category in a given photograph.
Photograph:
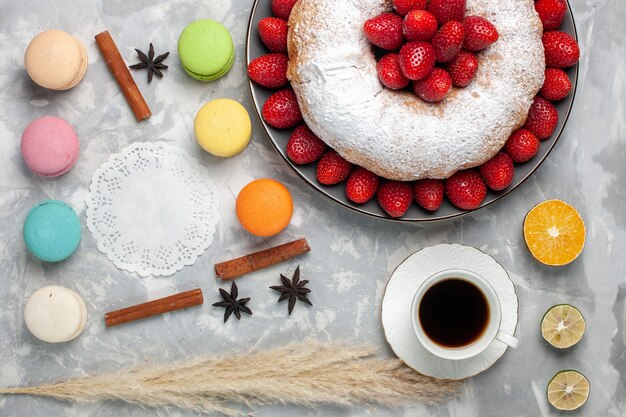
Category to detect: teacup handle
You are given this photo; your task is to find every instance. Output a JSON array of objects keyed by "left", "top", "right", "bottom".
[{"left": 496, "top": 330, "right": 519, "bottom": 348}]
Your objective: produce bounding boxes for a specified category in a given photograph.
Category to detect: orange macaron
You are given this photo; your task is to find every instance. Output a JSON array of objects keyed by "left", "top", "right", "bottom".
[{"left": 236, "top": 179, "right": 293, "bottom": 237}]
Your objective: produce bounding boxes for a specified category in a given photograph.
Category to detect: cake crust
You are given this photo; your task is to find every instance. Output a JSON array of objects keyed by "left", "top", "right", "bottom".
[{"left": 287, "top": 0, "right": 545, "bottom": 181}]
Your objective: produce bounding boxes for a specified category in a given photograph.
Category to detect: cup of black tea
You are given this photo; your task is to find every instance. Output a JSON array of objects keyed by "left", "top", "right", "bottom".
[{"left": 410, "top": 268, "right": 518, "bottom": 360}]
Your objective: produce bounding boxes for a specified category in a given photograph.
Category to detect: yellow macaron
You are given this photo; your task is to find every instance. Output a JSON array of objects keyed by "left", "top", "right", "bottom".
[{"left": 194, "top": 98, "right": 252, "bottom": 157}]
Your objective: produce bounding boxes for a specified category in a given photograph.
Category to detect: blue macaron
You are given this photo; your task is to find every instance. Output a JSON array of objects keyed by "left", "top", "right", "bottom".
[{"left": 23, "top": 200, "right": 81, "bottom": 262}]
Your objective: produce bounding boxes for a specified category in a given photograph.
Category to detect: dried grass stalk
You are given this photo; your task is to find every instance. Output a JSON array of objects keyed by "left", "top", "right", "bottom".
[{"left": 0, "top": 343, "right": 462, "bottom": 415}]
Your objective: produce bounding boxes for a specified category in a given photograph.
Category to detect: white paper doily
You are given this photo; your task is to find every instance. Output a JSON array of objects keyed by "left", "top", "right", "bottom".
[{"left": 85, "top": 142, "right": 219, "bottom": 276}]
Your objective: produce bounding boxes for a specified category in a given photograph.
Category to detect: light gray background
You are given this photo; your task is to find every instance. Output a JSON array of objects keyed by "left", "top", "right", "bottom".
[{"left": 0, "top": 0, "right": 624, "bottom": 416}]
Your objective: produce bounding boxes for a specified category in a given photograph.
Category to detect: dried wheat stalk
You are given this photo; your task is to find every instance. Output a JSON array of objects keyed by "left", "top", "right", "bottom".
[{"left": 0, "top": 343, "right": 462, "bottom": 415}]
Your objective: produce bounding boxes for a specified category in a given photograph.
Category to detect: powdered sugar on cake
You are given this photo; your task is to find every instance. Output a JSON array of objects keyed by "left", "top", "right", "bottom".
[{"left": 287, "top": 0, "right": 545, "bottom": 181}]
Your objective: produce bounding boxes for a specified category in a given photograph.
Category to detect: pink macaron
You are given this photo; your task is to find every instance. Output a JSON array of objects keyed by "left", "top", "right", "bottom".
[{"left": 21, "top": 116, "right": 80, "bottom": 177}]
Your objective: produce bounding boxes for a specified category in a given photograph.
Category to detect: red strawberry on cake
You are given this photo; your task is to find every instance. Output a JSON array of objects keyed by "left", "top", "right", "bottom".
[
  {"left": 446, "top": 170, "right": 487, "bottom": 210},
  {"left": 258, "top": 17, "right": 288, "bottom": 53},
  {"left": 403, "top": 10, "right": 439, "bottom": 42},
  {"left": 346, "top": 167, "right": 380, "bottom": 204},
  {"left": 377, "top": 181, "right": 413, "bottom": 217},
  {"left": 393, "top": 0, "right": 428, "bottom": 16},
  {"left": 463, "top": 16, "right": 499, "bottom": 51},
  {"left": 248, "top": 53, "right": 288, "bottom": 88},
  {"left": 271, "top": 0, "right": 298, "bottom": 20},
  {"left": 317, "top": 150, "right": 353, "bottom": 185},
  {"left": 446, "top": 51, "right": 479, "bottom": 87},
  {"left": 364, "top": 13, "right": 405, "bottom": 50},
  {"left": 414, "top": 179, "right": 444, "bottom": 211},
  {"left": 262, "top": 89, "right": 303, "bottom": 129},
  {"left": 524, "top": 96, "right": 559, "bottom": 140},
  {"left": 504, "top": 129, "right": 541, "bottom": 163},
  {"left": 431, "top": 21, "right": 465, "bottom": 63},
  {"left": 540, "top": 68, "right": 573, "bottom": 101},
  {"left": 377, "top": 53, "right": 410, "bottom": 89},
  {"left": 480, "top": 152, "right": 514, "bottom": 191},
  {"left": 287, "top": 124, "right": 327, "bottom": 165},
  {"left": 535, "top": 0, "right": 567, "bottom": 31},
  {"left": 427, "top": 0, "right": 466, "bottom": 25},
  {"left": 412, "top": 68, "right": 452, "bottom": 102},
  {"left": 542, "top": 31, "right": 580, "bottom": 68},
  {"left": 398, "top": 41, "right": 436, "bottom": 80}
]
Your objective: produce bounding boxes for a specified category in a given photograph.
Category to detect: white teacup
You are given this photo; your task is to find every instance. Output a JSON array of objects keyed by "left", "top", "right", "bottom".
[{"left": 410, "top": 268, "right": 519, "bottom": 360}]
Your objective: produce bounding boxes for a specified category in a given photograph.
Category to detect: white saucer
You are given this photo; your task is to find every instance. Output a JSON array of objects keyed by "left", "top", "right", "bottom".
[{"left": 381, "top": 244, "right": 519, "bottom": 380}]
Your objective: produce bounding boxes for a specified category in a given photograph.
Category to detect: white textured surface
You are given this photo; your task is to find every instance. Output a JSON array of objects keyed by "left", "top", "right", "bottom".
[
  {"left": 288, "top": 0, "right": 545, "bottom": 180},
  {"left": 85, "top": 142, "right": 219, "bottom": 276},
  {"left": 382, "top": 244, "right": 518, "bottom": 379},
  {"left": 0, "top": 1, "right": 625, "bottom": 417}
]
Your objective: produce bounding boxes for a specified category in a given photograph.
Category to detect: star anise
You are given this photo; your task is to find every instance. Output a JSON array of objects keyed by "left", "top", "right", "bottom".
[
  {"left": 129, "top": 43, "right": 169, "bottom": 83},
  {"left": 270, "top": 266, "right": 312, "bottom": 315},
  {"left": 212, "top": 282, "right": 252, "bottom": 322}
]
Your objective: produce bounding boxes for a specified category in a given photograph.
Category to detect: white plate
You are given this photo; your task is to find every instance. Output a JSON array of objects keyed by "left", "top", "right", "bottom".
[{"left": 381, "top": 244, "right": 519, "bottom": 380}]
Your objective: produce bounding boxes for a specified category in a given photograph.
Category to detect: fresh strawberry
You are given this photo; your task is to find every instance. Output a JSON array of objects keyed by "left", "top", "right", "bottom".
[
  {"left": 377, "top": 181, "right": 413, "bottom": 217},
  {"left": 286, "top": 124, "right": 326, "bottom": 164},
  {"left": 542, "top": 31, "right": 580, "bottom": 68},
  {"left": 363, "top": 13, "right": 405, "bottom": 50},
  {"left": 403, "top": 10, "right": 439, "bottom": 42},
  {"left": 540, "top": 68, "right": 572, "bottom": 101},
  {"left": 427, "top": 0, "right": 466, "bottom": 25},
  {"left": 503, "top": 129, "right": 541, "bottom": 163},
  {"left": 412, "top": 68, "right": 452, "bottom": 102},
  {"left": 376, "top": 53, "right": 410, "bottom": 89},
  {"left": 523, "top": 96, "right": 559, "bottom": 140},
  {"left": 346, "top": 167, "right": 380, "bottom": 204},
  {"left": 432, "top": 21, "right": 465, "bottom": 63},
  {"left": 393, "top": 0, "right": 428, "bottom": 16},
  {"left": 446, "top": 51, "right": 479, "bottom": 87},
  {"left": 445, "top": 170, "right": 487, "bottom": 210},
  {"left": 398, "top": 41, "right": 436, "bottom": 80},
  {"left": 317, "top": 150, "right": 353, "bottom": 185},
  {"left": 258, "top": 17, "right": 288, "bottom": 53},
  {"left": 247, "top": 54, "right": 289, "bottom": 88},
  {"left": 535, "top": 0, "right": 567, "bottom": 31},
  {"left": 271, "top": 0, "right": 298, "bottom": 20},
  {"left": 262, "top": 89, "right": 303, "bottom": 129},
  {"left": 479, "top": 152, "right": 514, "bottom": 191},
  {"left": 463, "top": 16, "right": 499, "bottom": 51},
  {"left": 413, "top": 179, "right": 444, "bottom": 211}
]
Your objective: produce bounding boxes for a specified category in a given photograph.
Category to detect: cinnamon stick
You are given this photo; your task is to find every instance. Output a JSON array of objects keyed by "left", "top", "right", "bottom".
[
  {"left": 105, "top": 289, "right": 203, "bottom": 327},
  {"left": 215, "top": 238, "right": 311, "bottom": 280},
  {"left": 95, "top": 31, "right": 151, "bottom": 121}
]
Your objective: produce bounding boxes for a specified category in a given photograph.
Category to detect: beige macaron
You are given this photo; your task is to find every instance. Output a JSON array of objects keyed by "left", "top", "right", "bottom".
[
  {"left": 24, "top": 30, "right": 88, "bottom": 90},
  {"left": 24, "top": 285, "right": 88, "bottom": 343}
]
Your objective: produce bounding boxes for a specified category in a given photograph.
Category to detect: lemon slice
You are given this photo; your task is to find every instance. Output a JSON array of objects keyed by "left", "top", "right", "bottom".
[
  {"left": 523, "top": 200, "right": 586, "bottom": 266},
  {"left": 547, "top": 370, "right": 590, "bottom": 411},
  {"left": 541, "top": 304, "right": 586, "bottom": 349}
]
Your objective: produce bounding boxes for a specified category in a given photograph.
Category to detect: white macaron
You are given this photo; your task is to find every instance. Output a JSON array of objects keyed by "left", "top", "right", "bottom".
[{"left": 24, "top": 285, "right": 87, "bottom": 343}]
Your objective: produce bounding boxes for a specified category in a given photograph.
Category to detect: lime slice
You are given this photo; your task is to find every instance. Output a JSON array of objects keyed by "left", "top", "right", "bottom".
[
  {"left": 547, "top": 370, "right": 590, "bottom": 411},
  {"left": 541, "top": 304, "right": 586, "bottom": 349}
]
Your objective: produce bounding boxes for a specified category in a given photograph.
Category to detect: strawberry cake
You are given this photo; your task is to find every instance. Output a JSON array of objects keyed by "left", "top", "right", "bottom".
[
  {"left": 286, "top": 0, "right": 545, "bottom": 181},
  {"left": 249, "top": 0, "right": 579, "bottom": 217}
]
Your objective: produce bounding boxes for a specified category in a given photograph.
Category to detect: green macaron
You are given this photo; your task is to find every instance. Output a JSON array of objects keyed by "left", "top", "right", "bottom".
[{"left": 178, "top": 19, "right": 235, "bottom": 81}]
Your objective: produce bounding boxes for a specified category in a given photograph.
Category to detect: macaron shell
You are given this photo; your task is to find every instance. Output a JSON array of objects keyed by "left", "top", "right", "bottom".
[
  {"left": 63, "top": 37, "right": 89, "bottom": 90},
  {"left": 178, "top": 19, "right": 234, "bottom": 81},
  {"left": 182, "top": 47, "right": 234, "bottom": 81},
  {"left": 24, "top": 30, "right": 88, "bottom": 90},
  {"left": 195, "top": 98, "right": 252, "bottom": 157},
  {"left": 23, "top": 200, "right": 82, "bottom": 262},
  {"left": 24, "top": 286, "right": 87, "bottom": 343},
  {"left": 21, "top": 116, "right": 80, "bottom": 177}
]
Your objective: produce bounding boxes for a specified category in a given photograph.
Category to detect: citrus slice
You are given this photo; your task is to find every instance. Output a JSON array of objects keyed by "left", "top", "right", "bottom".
[
  {"left": 523, "top": 200, "right": 586, "bottom": 266},
  {"left": 541, "top": 304, "right": 586, "bottom": 348},
  {"left": 547, "top": 370, "right": 590, "bottom": 411}
]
